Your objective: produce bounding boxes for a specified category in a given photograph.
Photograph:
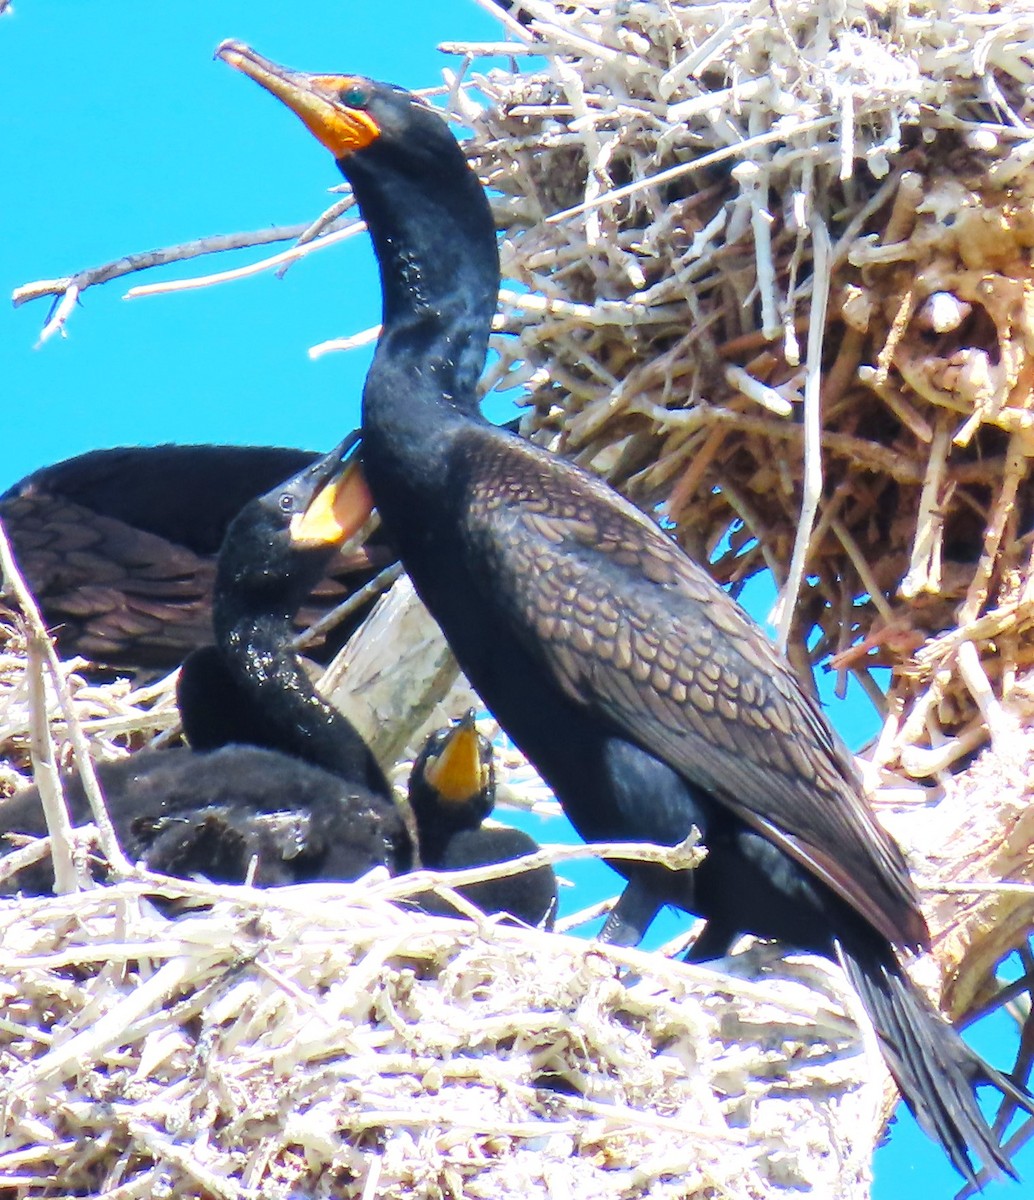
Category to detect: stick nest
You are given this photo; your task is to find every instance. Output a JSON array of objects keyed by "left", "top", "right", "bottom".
[
  {"left": 0, "top": 609, "right": 879, "bottom": 1199},
  {"left": 452, "top": 0, "right": 1034, "bottom": 785},
  {"left": 0, "top": 880, "right": 877, "bottom": 1199}
]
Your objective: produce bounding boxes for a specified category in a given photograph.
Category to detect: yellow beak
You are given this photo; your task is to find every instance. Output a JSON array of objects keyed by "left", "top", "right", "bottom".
[
  {"left": 217, "top": 40, "right": 380, "bottom": 159},
  {"left": 423, "top": 710, "right": 485, "bottom": 805},
  {"left": 290, "top": 455, "right": 375, "bottom": 548}
]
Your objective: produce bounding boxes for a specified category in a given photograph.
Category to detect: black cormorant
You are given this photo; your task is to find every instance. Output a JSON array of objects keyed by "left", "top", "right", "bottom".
[
  {"left": 408, "top": 709, "right": 557, "bottom": 928},
  {"left": 0, "top": 441, "right": 412, "bottom": 892},
  {"left": 0, "top": 443, "right": 395, "bottom": 671},
  {"left": 219, "top": 42, "right": 1030, "bottom": 1182}
]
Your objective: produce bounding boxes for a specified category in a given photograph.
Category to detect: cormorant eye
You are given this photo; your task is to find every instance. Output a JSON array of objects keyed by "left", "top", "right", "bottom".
[
  {"left": 341, "top": 84, "right": 369, "bottom": 109},
  {"left": 279, "top": 493, "right": 295, "bottom": 513}
]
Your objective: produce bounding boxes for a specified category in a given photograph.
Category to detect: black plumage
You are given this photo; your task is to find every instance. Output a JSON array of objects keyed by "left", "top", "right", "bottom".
[
  {"left": 219, "top": 42, "right": 1031, "bottom": 1183},
  {"left": 0, "top": 443, "right": 395, "bottom": 670},
  {"left": 408, "top": 709, "right": 557, "bottom": 928},
  {"left": 0, "top": 441, "right": 412, "bottom": 892}
]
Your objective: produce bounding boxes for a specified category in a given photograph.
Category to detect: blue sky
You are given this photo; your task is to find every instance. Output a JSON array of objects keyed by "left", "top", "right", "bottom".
[
  {"left": 2, "top": 3, "right": 1029, "bottom": 1195},
  {"left": 3, "top": 1, "right": 497, "bottom": 482}
]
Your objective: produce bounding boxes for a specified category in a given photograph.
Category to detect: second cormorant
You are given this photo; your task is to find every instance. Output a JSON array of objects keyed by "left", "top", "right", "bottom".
[{"left": 0, "top": 442, "right": 395, "bottom": 671}]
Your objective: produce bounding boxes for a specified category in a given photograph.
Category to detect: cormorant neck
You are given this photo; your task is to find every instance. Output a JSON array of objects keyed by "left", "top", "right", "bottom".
[
  {"left": 211, "top": 602, "right": 389, "bottom": 796},
  {"left": 345, "top": 145, "right": 500, "bottom": 412},
  {"left": 411, "top": 797, "right": 478, "bottom": 868},
  {"left": 416, "top": 825, "right": 451, "bottom": 868},
  {"left": 344, "top": 142, "right": 500, "bottom": 516}
]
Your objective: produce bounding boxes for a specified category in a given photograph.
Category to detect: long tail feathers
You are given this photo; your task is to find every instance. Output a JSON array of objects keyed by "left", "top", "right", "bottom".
[{"left": 839, "top": 940, "right": 1034, "bottom": 1187}]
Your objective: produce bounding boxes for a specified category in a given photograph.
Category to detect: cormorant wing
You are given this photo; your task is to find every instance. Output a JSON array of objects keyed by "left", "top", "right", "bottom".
[
  {"left": 0, "top": 444, "right": 394, "bottom": 670},
  {"left": 458, "top": 430, "right": 926, "bottom": 952},
  {"left": 2, "top": 489, "right": 216, "bottom": 668}
]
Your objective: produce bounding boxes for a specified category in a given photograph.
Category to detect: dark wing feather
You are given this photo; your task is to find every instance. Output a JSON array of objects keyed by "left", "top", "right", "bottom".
[
  {"left": 3, "top": 445, "right": 321, "bottom": 553},
  {"left": 2, "top": 491, "right": 215, "bottom": 668},
  {"left": 459, "top": 432, "right": 926, "bottom": 951},
  {"left": 1, "top": 446, "right": 397, "bottom": 670}
]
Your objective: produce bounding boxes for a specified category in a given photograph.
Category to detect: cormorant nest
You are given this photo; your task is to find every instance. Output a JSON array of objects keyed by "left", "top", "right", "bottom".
[{"left": 5, "top": 2, "right": 1034, "bottom": 1195}]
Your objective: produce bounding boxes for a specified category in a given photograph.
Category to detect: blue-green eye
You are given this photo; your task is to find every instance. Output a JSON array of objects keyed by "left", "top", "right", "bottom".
[{"left": 341, "top": 84, "right": 368, "bottom": 109}]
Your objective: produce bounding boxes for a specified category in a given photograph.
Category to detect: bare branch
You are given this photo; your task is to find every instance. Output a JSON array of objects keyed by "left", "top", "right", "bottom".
[
  {"left": 12, "top": 207, "right": 352, "bottom": 343},
  {"left": 308, "top": 323, "right": 380, "bottom": 359},
  {"left": 371, "top": 831, "right": 705, "bottom": 904},
  {"left": 14, "top": 226, "right": 307, "bottom": 307},
  {"left": 293, "top": 193, "right": 355, "bottom": 249},
  {"left": 293, "top": 561, "right": 404, "bottom": 651},
  {"left": 124, "top": 221, "right": 367, "bottom": 301},
  {"left": 22, "top": 631, "right": 78, "bottom": 894},
  {"left": 772, "top": 215, "right": 831, "bottom": 650}
]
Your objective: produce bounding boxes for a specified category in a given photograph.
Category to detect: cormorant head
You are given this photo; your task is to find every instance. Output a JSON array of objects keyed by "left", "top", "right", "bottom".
[
  {"left": 216, "top": 41, "right": 462, "bottom": 179},
  {"left": 216, "top": 432, "right": 376, "bottom": 609},
  {"left": 409, "top": 709, "right": 496, "bottom": 837},
  {"left": 218, "top": 39, "right": 500, "bottom": 397}
]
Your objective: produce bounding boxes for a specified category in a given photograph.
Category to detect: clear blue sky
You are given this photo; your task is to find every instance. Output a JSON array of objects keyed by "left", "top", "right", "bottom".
[{"left": 2, "top": 3, "right": 1029, "bottom": 1195}]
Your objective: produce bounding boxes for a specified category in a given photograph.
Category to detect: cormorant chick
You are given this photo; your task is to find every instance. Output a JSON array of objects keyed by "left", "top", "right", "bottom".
[
  {"left": 409, "top": 709, "right": 556, "bottom": 928},
  {"left": 0, "top": 440, "right": 411, "bottom": 893}
]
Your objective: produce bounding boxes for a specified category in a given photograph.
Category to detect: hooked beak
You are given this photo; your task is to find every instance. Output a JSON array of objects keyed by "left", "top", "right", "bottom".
[{"left": 217, "top": 40, "right": 380, "bottom": 159}]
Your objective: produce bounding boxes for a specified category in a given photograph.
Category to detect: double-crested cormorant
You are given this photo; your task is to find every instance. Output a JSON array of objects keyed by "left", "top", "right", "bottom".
[
  {"left": 0, "top": 443, "right": 395, "bottom": 671},
  {"left": 408, "top": 709, "right": 557, "bottom": 928},
  {"left": 0, "top": 441, "right": 412, "bottom": 892},
  {"left": 219, "top": 41, "right": 1031, "bottom": 1183}
]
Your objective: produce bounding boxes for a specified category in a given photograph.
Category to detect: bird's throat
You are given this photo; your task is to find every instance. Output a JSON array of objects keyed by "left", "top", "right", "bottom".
[
  {"left": 347, "top": 147, "right": 497, "bottom": 313},
  {"left": 346, "top": 150, "right": 499, "bottom": 517}
]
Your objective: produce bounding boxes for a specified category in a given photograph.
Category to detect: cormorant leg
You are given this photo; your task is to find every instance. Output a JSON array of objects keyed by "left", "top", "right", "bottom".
[
  {"left": 598, "top": 882, "right": 663, "bottom": 947},
  {"left": 683, "top": 918, "right": 741, "bottom": 963}
]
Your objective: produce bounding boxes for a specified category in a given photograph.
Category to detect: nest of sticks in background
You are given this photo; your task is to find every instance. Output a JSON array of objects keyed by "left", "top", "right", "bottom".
[
  {"left": 439, "top": 0, "right": 1034, "bottom": 1012},
  {"left": 458, "top": 0, "right": 1034, "bottom": 777}
]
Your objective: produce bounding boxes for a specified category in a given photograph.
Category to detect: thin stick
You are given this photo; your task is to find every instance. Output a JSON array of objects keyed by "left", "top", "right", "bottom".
[
  {"left": 958, "top": 432, "right": 1027, "bottom": 625},
  {"left": 1, "top": 521, "right": 76, "bottom": 892},
  {"left": 13, "top": 224, "right": 324, "bottom": 344},
  {"left": 370, "top": 833, "right": 704, "bottom": 902},
  {"left": 124, "top": 221, "right": 367, "bottom": 300},
  {"left": 829, "top": 518, "right": 896, "bottom": 625},
  {"left": 924, "top": 881, "right": 1034, "bottom": 897},
  {"left": 554, "top": 896, "right": 620, "bottom": 934},
  {"left": 0, "top": 518, "right": 131, "bottom": 877},
  {"left": 21, "top": 632, "right": 78, "bottom": 894},
  {"left": 438, "top": 40, "right": 541, "bottom": 57},
  {"left": 292, "top": 194, "right": 355, "bottom": 249},
  {"left": 773, "top": 215, "right": 830, "bottom": 651},
  {"left": 0, "top": 833, "right": 62, "bottom": 888},
  {"left": 309, "top": 324, "right": 381, "bottom": 360},
  {"left": 547, "top": 116, "right": 834, "bottom": 224},
  {"left": 293, "top": 562, "right": 404, "bottom": 651}
]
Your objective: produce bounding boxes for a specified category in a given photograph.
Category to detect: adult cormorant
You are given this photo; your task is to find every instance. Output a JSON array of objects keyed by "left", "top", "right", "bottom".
[
  {"left": 0, "top": 443, "right": 395, "bottom": 671},
  {"left": 0, "top": 441, "right": 412, "bottom": 892},
  {"left": 408, "top": 709, "right": 557, "bottom": 928},
  {"left": 219, "top": 42, "right": 1030, "bottom": 1182}
]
